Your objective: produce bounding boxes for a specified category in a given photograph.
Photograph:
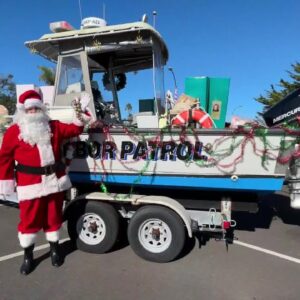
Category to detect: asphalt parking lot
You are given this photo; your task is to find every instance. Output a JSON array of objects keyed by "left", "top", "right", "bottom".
[{"left": 0, "top": 189, "right": 300, "bottom": 300}]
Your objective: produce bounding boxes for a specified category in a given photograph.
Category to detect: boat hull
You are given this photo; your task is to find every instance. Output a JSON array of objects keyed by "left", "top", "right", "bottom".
[{"left": 67, "top": 128, "right": 292, "bottom": 192}]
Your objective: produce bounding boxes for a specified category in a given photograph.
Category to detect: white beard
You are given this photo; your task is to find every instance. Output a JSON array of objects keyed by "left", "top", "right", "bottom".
[{"left": 14, "top": 110, "right": 51, "bottom": 146}]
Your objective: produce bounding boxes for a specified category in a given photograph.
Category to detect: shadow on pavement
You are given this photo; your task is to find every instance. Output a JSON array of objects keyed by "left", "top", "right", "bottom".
[
  {"left": 270, "top": 192, "right": 300, "bottom": 226},
  {"left": 2, "top": 190, "right": 300, "bottom": 264},
  {"left": 176, "top": 235, "right": 197, "bottom": 261},
  {"left": 0, "top": 200, "right": 19, "bottom": 208},
  {"left": 176, "top": 190, "right": 300, "bottom": 259},
  {"left": 233, "top": 191, "right": 300, "bottom": 231},
  {"left": 34, "top": 240, "right": 76, "bottom": 268},
  {"left": 111, "top": 218, "right": 130, "bottom": 252}
]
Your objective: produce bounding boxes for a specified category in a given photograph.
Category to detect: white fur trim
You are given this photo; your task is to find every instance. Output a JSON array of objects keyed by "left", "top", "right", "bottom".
[
  {"left": 45, "top": 230, "right": 60, "bottom": 242},
  {"left": 0, "top": 179, "right": 15, "bottom": 194},
  {"left": 37, "top": 144, "right": 55, "bottom": 166},
  {"left": 17, "top": 102, "right": 47, "bottom": 112},
  {"left": 18, "top": 232, "right": 37, "bottom": 248},
  {"left": 24, "top": 98, "right": 43, "bottom": 109},
  {"left": 17, "top": 174, "right": 71, "bottom": 201}
]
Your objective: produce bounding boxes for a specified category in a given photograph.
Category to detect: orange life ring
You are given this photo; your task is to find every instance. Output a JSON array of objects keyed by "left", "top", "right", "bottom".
[{"left": 171, "top": 109, "right": 214, "bottom": 128}]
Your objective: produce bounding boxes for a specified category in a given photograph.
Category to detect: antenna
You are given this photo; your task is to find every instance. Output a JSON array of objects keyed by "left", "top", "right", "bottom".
[
  {"left": 141, "top": 14, "right": 148, "bottom": 23},
  {"left": 168, "top": 67, "right": 178, "bottom": 101},
  {"left": 168, "top": 67, "right": 177, "bottom": 90},
  {"left": 103, "top": 3, "right": 106, "bottom": 20},
  {"left": 78, "top": 0, "right": 83, "bottom": 22},
  {"left": 152, "top": 11, "right": 157, "bottom": 28},
  {"left": 231, "top": 105, "right": 243, "bottom": 117}
]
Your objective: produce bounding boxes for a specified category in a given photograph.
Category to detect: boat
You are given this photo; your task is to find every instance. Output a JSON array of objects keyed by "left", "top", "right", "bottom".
[
  {"left": 19, "top": 16, "right": 300, "bottom": 262},
  {"left": 24, "top": 17, "right": 299, "bottom": 204}
]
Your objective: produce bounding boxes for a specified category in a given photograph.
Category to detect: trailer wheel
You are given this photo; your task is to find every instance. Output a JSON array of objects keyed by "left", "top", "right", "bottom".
[
  {"left": 67, "top": 201, "right": 120, "bottom": 253},
  {"left": 127, "top": 205, "right": 186, "bottom": 263}
]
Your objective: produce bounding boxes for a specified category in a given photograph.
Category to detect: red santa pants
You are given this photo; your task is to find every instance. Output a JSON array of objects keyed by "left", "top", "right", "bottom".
[{"left": 18, "top": 192, "right": 64, "bottom": 248}]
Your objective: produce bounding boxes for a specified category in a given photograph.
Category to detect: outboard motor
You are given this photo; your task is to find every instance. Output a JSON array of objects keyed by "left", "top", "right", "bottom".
[
  {"left": 263, "top": 88, "right": 300, "bottom": 127},
  {"left": 263, "top": 89, "right": 300, "bottom": 208}
]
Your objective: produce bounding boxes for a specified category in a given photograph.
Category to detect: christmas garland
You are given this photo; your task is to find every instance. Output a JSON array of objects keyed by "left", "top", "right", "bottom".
[
  {"left": 85, "top": 120, "right": 300, "bottom": 197},
  {"left": 102, "top": 73, "right": 126, "bottom": 91}
]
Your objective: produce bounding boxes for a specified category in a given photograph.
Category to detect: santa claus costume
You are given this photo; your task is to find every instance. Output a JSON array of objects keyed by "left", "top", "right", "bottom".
[{"left": 0, "top": 89, "right": 90, "bottom": 275}]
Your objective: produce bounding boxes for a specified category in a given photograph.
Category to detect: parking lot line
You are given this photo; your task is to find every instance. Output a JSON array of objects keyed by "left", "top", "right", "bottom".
[
  {"left": 235, "top": 240, "right": 300, "bottom": 264},
  {"left": 0, "top": 238, "right": 70, "bottom": 263}
]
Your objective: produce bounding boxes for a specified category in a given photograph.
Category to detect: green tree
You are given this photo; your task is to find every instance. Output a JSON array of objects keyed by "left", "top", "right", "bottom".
[
  {"left": 0, "top": 74, "right": 16, "bottom": 114},
  {"left": 125, "top": 103, "right": 133, "bottom": 121},
  {"left": 255, "top": 62, "right": 300, "bottom": 114},
  {"left": 38, "top": 66, "right": 56, "bottom": 85}
]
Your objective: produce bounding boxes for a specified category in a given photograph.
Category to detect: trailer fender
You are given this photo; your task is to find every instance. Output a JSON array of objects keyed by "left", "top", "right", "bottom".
[
  {"left": 63, "top": 197, "right": 88, "bottom": 222},
  {"left": 63, "top": 192, "right": 113, "bottom": 221}
]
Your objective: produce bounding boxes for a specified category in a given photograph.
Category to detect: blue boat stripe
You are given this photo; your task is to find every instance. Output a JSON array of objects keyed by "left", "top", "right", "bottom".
[{"left": 69, "top": 172, "right": 284, "bottom": 192}]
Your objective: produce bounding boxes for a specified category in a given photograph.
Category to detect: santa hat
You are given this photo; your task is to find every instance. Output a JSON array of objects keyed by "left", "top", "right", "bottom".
[{"left": 17, "top": 90, "right": 44, "bottom": 110}]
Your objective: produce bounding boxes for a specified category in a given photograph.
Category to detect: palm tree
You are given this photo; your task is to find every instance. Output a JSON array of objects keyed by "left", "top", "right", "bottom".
[
  {"left": 38, "top": 66, "right": 56, "bottom": 85},
  {"left": 125, "top": 103, "right": 133, "bottom": 121}
]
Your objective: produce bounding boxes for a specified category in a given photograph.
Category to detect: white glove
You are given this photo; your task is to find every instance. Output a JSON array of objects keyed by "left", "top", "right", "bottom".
[{"left": 80, "top": 92, "right": 91, "bottom": 112}]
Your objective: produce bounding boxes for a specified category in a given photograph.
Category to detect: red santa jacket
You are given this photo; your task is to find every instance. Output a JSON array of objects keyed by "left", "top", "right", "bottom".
[{"left": 0, "top": 120, "right": 84, "bottom": 201}]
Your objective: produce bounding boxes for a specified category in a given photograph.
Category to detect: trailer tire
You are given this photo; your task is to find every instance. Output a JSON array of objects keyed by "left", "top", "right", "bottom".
[
  {"left": 127, "top": 205, "right": 186, "bottom": 263},
  {"left": 67, "top": 201, "right": 120, "bottom": 253}
]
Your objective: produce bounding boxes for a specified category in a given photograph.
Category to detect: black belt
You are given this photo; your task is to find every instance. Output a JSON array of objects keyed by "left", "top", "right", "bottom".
[{"left": 16, "top": 162, "right": 65, "bottom": 176}]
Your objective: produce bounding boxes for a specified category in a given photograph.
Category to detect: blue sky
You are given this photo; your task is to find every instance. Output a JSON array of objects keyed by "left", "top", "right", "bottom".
[{"left": 0, "top": 0, "right": 299, "bottom": 120}]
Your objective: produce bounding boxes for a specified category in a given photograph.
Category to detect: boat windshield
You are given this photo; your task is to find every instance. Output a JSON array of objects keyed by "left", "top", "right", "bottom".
[
  {"left": 57, "top": 55, "right": 85, "bottom": 95},
  {"left": 89, "top": 68, "right": 164, "bottom": 126},
  {"left": 153, "top": 42, "right": 165, "bottom": 116},
  {"left": 87, "top": 42, "right": 166, "bottom": 127}
]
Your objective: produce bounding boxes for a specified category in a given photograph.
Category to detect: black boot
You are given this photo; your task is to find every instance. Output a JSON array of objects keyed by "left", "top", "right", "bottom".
[
  {"left": 20, "top": 245, "right": 34, "bottom": 275},
  {"left": 49, "top": 242, "right": 63, "bottom": 267}
]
